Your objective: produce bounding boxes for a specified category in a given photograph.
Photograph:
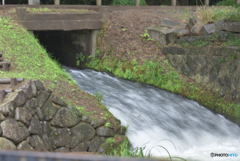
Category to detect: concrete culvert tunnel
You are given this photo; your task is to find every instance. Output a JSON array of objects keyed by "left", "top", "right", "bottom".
[{"left": 33, "top": 30, "right": 94, "bottom": 67}]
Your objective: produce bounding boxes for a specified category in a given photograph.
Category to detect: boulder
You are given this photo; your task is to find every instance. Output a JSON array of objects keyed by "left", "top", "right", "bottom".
[
  {"left": 147, "top": 27, "right": 177, "bottom": 45},
  {"left": 50, "top": 128, "right": 71, "bottom": 148},
  {"left": 0, "top": 113, "right": 5, "bottom": 121},
  {"left": 71, "top": 123, "right": 95, "bottom": 147},
  {"left": 37, "top": 90, "right": 51, "bottom": 108},
  {"left": 160, "top": 19, "right": 181, "bottom": 28},
  {"left": 0, "top": 101, "right": 15, "bottom": 117},
  {"left": 90, "top": 119, "right": 105, "bottom": 128},
  {"left": 9, "top": 90, "right": 27, "bottom": 107},
  {"left": 22, "top": 81, "right": 35, "bottom": 99},
  {"left": 1, "top": 119, "right": 29, "bottom": 144},
  {"left": 200, "top": 23, "right": 216, "bottom": 35},
  {"left": 96, "top": 126, "right": 114, "bottom": 137},
  {"left": 27, "top": 135, "right": 47, "bottom": 151},
  {"left": 15, "top": 107, "right": 32, "bottom": 125},
  {"left": 36, "top": 107, "right": 44, "bottom": 120},
  {"left": 17, "top": 140, "right": 34, "bottom": 151},
  {"left": 50, "top": 95, "right": 67, "bottom": 107},
  {"left": 173, "top": 28, "right": 190, "bottom": 37},
  {"left": 51, "top": 108, "right": 81, "bottom": 128},
  {"left": 191, "top": 23, "right": 204, "bottom": 35},
  {"left": 24, "top": 98, "right": 38, "bottom": 110},
  {"left": 42, "top": 101, "right": 58, "bottom": 121},
  {"left": 88, "top": 137, "right": 105, "bottom": 152},
  {"left": 29, "top": 116, "right": 42, "bottom": 135},
  {"left": 30, "top": 81, "right": 37, "bottom": 97},
  {"left": 216, "top": 21, "right": 240, "bottom": 33},
  {"left": 187, "top": 17, "right": 197, "bottom": 29},
  {"left": 34, "top": 80, "right": 45, "bottom": 91},
  {"left": 0, "top": 137, "right": 16, "bottom": 150},
  {"left": 71, "top": 142, "right": 88, "bottom": 152},
  {"left": 55, "top": 147, "right": 70, "bottom": 152}
]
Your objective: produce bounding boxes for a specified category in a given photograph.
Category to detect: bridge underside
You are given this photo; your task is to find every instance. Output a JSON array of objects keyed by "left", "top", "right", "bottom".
[
  {"left": 15, "top": 8, "right": 102, "bottom": 31},
  {"left": 12, "top": 8, "right": 101, "bottom": 66},
  {"left": 34, "top": 30, "right": 93, "bottom": 67}
]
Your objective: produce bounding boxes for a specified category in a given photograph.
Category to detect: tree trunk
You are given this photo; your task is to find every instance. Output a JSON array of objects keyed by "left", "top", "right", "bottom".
[
  {"left": 237, "top": 0, "right": 240, "bottom": 4},
  {"left": 54, "top": 0, "right": 60, "bottom": 5},
  {"left": 136, "top": 0, "right": 140, "bottom": 6},
  {"left": 96, "top": 0, "right": 102, "bottom": 6},
  {"left": 28, "top": 0, "right": 40, "bottom": 5},
  {"left": 2, "top": 0, "right": 4, "bottom": 5},
  {"left": 171, "top": 0, "right": 176, "bottom": 6}
]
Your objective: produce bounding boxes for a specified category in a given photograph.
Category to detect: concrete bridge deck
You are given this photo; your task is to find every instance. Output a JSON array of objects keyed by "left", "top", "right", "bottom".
[{"left": 14, "top": 7, "right": 103, "bottom": 31}]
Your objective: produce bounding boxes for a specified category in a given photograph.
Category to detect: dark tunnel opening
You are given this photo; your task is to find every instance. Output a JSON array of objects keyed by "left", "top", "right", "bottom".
[{"left": 33, "top": 30, "right": 92, "bottom": 67}]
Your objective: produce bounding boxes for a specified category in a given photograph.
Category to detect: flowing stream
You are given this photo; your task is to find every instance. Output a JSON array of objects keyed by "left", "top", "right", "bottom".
[{"left": 67, "top": 68, "right": 240, "bottom": 161}]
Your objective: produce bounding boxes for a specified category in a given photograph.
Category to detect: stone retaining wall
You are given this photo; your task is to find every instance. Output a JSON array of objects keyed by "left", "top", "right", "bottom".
[
  {"left": 0, "top": 80, "right": 125, "bottom": 152},
  {"left": 163, "top": 46, "right": 240, "bottom": 102}
]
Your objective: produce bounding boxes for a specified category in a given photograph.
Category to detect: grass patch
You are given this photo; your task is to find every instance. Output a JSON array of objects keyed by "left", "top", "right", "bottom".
[
  {"left": 87, "top": 56, "right": 183, "bottom": 93},
  {"left": 0, "top": 17, "right": 72, "bottom": 83},
  {"left": 196, "top": 6, "right": 240, "bottom": 23},
  {"left": 225, "top": 36, "right": 240, "bottom": 46}
]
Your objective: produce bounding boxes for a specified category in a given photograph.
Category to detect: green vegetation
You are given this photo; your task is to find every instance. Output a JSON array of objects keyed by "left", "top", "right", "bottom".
[
  {"left": 113, "top": 0, "right": 146, "bottom": 5},
  {"left": 180, "top": 40, "right": 209, "bottom": 47},
  {"left": 104, "top": 138, "right": 150, "bottom": 158},
  {"left": 217, "top": 0, "right": 238, "bottom": 6},
  {"left": 225, "top": 35, "right": 240, "bottom": 46},
  {"left": 196, "top": 6, "right": 240, "bottom": 23},
  {"left": 86, "top": 55, "right": 240, "bottom": 124},
  {"left": 140, "top": 30, "right": 154, "bottom": 41},
  {"left": 95, "top": 92, "right": 104, "bottom": 103}
]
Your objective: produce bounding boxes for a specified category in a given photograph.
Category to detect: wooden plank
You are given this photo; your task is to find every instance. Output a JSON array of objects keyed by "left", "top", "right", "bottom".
[{"left": 0, "top": 78, "right": 23, "bottom": 84}]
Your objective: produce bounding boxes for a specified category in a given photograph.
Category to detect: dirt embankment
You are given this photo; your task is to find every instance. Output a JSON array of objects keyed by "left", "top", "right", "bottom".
[{"left": 99, "top": 7, "right": 193, "bottom": 61}]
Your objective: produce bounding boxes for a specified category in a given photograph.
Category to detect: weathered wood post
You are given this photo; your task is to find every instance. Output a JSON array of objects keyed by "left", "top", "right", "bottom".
[
  {"left": 96, "top": 0, "right": 102, "bottom": 6},
  {"left": 205, "top": 0, "right": 209, "bottom": 5},
  {"left": 136, "top": 0, "right": 140, "bottom": 6},
  {"left": 28, "top": 0, "right": 40, "bottom": 5},
  {"left": 171, "top": 0, "right": 177, "bottom": 6},
  {"left": 54, "top": 0, "right": 60, "bottom": 5}
]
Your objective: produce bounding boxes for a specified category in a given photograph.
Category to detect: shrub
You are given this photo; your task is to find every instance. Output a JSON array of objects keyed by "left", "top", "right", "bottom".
[{"left": 217, "top": 0, "right": 237, "bottom": 6}]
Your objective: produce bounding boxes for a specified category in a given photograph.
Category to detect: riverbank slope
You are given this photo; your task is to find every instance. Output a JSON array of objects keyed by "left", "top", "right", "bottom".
[{"left": 86, "top": 7, "right": 240, "bottom": 124}]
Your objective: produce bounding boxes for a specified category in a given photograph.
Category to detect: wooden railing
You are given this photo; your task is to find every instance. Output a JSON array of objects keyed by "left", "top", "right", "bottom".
[
  {"left": 1, "top": 0, "right": 213, "bottom": 6},
  {"left": 0, "top": 151, "right": 159, "bottom": 161}
]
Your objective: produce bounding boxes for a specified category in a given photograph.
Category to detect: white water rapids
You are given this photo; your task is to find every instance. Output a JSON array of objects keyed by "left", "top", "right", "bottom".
[{"left": 67, "top": 68, "right": 240, "bottom": 161}]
